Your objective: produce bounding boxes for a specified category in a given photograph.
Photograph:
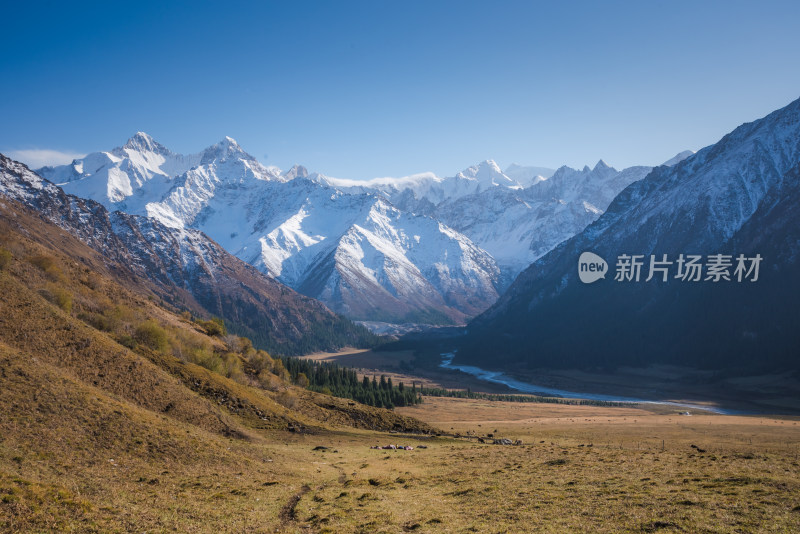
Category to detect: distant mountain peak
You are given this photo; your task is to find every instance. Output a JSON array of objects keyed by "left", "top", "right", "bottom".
[
  {"left": 477, "top": 159, "right": 503, "bottom": 175},
  {"left": 594, "top": 159, "right": 612, "bottom": 170},
  {"left": 122, "top": 131, "right": 170, "bottom": 154},
  {"left": 460, "top": 96, "right": 800, "bottom": 376},
  {"left": 282, "top": 164, "right": 309, "bottom": 180},
  {"left": 458, "top": 160, "right": 512, "bottom": 186},
  {"left": 200, "top": 136, "right": 250, "bottom": 164}
]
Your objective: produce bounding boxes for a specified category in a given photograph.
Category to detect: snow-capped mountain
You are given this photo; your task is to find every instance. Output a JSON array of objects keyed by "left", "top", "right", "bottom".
[
  {"left": 0, "top": 153, "right": 376, "bottom": 355},
  {"left": 315, "top": 159, "right": 521, "bottom": 205},
  {"left": 38, "top": 132, "right": 203, "bottom": 213},
  {"left": 430, "top": 160, "right": 652, "bottom": 276},
  {"left": 151, "top": 171, "right": 500, "bottom": 324},
  {"left": 317, "top": 159, "right": 650, "bottom": 279},
  {"left": 37, "top": 132, "right": 653, "bottom": 324},
  {"left": 43, "top": 135, "right": 501, "bottom": 323},
  {"left": 458, "top": 96, "right": 800, "bottom": 373}
]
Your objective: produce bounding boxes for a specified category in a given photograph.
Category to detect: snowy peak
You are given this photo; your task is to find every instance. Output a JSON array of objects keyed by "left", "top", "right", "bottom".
[
  {"left": 457, "top": 159, "right": 516, "bottom": 187},
  {"left": 121, "top": 131, "right": 171, "bottom": 155},
  {"left": 593, "top": 159, "right": 612, "bottom": 171},
  {"left": 550, "top": 159, "right": 621, "bottom": 182},
  {"left": 200, "top": 136, "right": 250, "bottom": 165},
  {"left": 282, "top": 164, "right": 309, "bottom": 180}
]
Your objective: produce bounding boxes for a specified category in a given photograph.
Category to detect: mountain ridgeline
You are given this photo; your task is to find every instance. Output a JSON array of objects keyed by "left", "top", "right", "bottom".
[
  {"left": 38, "top": 135, "right": 650, "bottom": 324},
  {"left": 0, "top": 154, "right": 378, "bottom": 355},
  {"left": 457, "top": 97, "right": 800, "bottom": 375}
]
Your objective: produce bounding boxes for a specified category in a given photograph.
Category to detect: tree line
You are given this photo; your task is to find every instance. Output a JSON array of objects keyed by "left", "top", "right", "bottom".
[{"left": 282, "top": 357, "right": 422, "bottom": 409}]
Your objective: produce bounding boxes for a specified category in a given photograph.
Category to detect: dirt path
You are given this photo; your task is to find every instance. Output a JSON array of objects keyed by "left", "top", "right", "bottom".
[{"left": 278, "top": 484, "right": 310, "bottom": 525}]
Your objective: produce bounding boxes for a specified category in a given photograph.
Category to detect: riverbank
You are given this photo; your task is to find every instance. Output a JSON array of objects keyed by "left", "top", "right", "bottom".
[
  {"left": 441, "top": 352, "right": 800, "bottom": 415},
  {"left": 301, "top": 348, "right": 800, "bottom": 415}
]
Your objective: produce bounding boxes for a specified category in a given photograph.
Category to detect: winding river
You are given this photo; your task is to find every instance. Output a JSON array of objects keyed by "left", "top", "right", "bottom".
[{"left": 439, "top": 352, "right": 734, "bottom": 415}]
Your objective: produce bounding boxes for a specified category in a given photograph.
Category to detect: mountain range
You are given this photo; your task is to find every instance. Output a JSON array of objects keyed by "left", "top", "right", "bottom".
[
  {"left": 457, "top": 97, "right": 800, "bottom": 375},
  {"left": 5, "top": 95, "right": 798, "bottom": 379},
  {"left": 38, "top": 134, "right": 661, "bottom": 324}
]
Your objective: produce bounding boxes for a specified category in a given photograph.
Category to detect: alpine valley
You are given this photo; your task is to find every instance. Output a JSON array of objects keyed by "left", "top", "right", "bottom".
[
  {"left": 2, "top": 97, "right": 800, "bottom": 534},
  {"left": 37, "top": 134, "right": 658, "bottom": 326},
  {"left": 458, "top": 96, "right": 800, "bottom": 379}
]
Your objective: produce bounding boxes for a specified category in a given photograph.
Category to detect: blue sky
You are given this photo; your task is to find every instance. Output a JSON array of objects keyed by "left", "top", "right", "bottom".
[{"left": 1, "top": 0, "right": 799, "bottom": 179}]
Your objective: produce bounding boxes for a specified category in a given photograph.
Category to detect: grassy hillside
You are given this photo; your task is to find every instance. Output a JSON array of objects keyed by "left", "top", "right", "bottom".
[{"left": 0, "top": 198, "right": 433, "bottom": 530}]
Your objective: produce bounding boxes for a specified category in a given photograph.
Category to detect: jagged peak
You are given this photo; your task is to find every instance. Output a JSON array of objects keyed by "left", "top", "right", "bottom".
[
  {"left": 200, "top": 136, "right": 251, "bottom": 165},
  {"left": 122, "top": 131, "right": 170, "bottom": 154},
  {"left": 593, "top": 159, "right": 612, "bottom": 170},
  {"left": 282, "top": 164, "right": 309, "bottom": 180},
  {"left": 475, "top": 159, "right": 503, "bottom": 175},
  {"left": 458, "top": 159, "right": 505, "bottom": 180}
]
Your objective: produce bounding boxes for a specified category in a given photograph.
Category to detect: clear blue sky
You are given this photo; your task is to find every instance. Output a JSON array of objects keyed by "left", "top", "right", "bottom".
[{"left": 2, "top": 0, "right": 799, "bottom": 179}]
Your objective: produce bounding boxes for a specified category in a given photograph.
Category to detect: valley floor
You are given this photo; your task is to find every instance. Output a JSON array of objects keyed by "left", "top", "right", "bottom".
[
  {"left": 3, "top": 396, "right": 799, "bottom": 533},
  {"left": 303, "top": 348, "right": 800, "bottom": 415}
]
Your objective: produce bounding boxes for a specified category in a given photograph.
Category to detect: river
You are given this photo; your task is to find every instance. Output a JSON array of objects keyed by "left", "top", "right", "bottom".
[{"left": 439, "top": 352, "right": 734, "bottom": 414}]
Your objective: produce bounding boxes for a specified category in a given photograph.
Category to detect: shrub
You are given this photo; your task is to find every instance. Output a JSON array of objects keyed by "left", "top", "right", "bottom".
[
  {"left": 295, "top": 372, "right": 309, "bottom": 388},
  {"left": 28, "top": 254, "right": 63, "bottom": 281},
  {"left": 257, "top": 370, "right": 283, "bottom": 391},
  {"left": 223, "top": 334, "right": 242, "bottom": 353},
  {"left": 184, "top": 347, "right": 222, "bottom": 374},
  {"left": 276, "top": 392, "right": 298, "bottom": 410},
  {"left": 196, "top": 317, "right": 227, "bottom": 337},
  {"left": 239, "top": 336, "right": 254, "bottom": 357},
  {"left": 51, "top": 287, "right": 73, "bottom": 314},
  {"left": 222, "top": 352, "right": 244, "bottom": 381},
  {"left": 117, "top": 334, "right": 137, "bottom": 349},
  {"left": 79, "top": 311, "right": 114, "bottom": 332},
  {"left": 39, "top": 285, "right": 72, "bottom": 314},
  {"left": 170, "top": 326, "right": 213, "bottom": 361},
  {"left": 271, "top": 358, "right": 290, "bottom": 382},
  {"left": 0, "top": 248, "right": 11, "bottom": 270},
  {"left": 134, "top": 320, "right": 170, "bottom": 353},
  {"left": 248, "top": 350, "right": 274, "bottom": 373}
]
